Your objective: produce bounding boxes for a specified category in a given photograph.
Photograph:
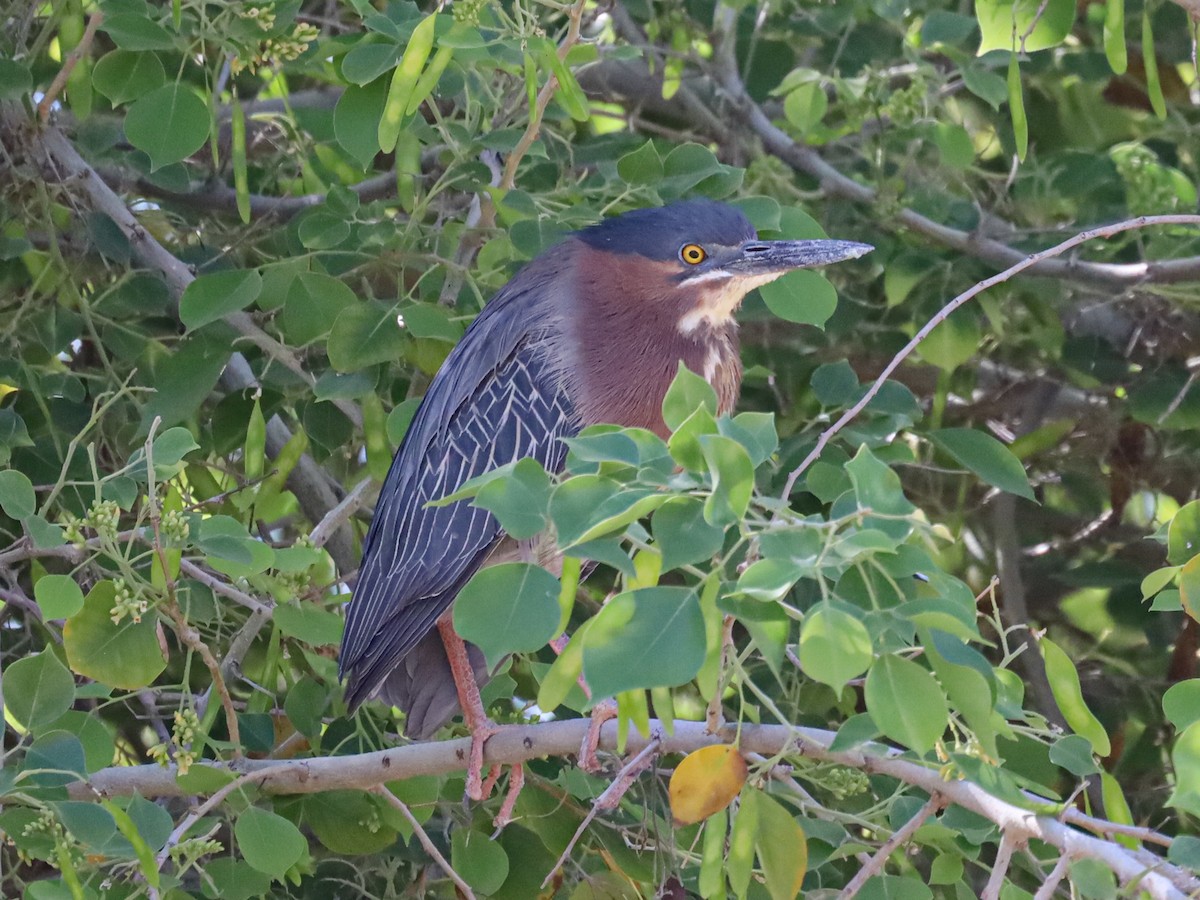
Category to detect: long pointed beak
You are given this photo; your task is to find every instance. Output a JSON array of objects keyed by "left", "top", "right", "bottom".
[{"left": 725, "top": 239, "right": 874, "bottom": 275}]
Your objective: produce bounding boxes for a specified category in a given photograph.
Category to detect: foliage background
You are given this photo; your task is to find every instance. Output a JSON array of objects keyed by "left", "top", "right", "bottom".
[{"left": 2, "top": 0, "right": 1200, "bottom": 896}]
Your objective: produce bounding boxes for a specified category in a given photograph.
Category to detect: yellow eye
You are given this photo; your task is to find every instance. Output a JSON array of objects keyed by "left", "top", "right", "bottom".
[{"left": 680, "top": 243, "right": 707, "bottom": 265}]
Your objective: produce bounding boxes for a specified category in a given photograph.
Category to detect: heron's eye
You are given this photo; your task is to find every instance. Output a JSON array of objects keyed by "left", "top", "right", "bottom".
[{"left": 680, "top": 243, "right": 707, "bottom": 265}]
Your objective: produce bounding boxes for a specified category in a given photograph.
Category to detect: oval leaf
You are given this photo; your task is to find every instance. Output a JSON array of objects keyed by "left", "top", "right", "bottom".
[
  {"left": 864, "top": 654, "right": 949, "bottom": 754},
  {"left": 452, "top": 562, "right": 562, "bottom": 669},
  {"left": 124, "top": 83, "right": 209, "bottom": 171},
  {"left": 798, "top": 602, "right": 872, "bottom": 695},
  {"left": 63, "top": 581, "right": 167, "bottom": 690},
  {"left": 581, "top": 587, "right": 705, "bottom": 699},
  {"left": 928, "top": 428, "right": 1034, "bottom": 500},
  {"left": 180, "top": 269, "right": 262, "bottom": 331},
  {"left": 669, "top": 744, "right": 748, "bottom": 826}
]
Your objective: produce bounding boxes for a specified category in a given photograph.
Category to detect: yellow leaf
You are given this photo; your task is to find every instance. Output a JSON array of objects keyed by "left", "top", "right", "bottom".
[{"left": 669, "top": 744, "right": 748, "bottom": 826}]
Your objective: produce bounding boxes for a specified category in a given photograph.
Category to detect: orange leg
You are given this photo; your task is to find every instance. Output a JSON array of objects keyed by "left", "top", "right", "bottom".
[{"left": 437, "top": 615, "right": 499, "bottom": 801}]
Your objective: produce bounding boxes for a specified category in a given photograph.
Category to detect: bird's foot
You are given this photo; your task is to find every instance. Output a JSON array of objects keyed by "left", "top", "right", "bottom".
[
  {"left": 464, "top": 718, "right": 501, "bottom": 801},
  {"left": 579, "top": 699, "right": 618, "bottom": 773},
  {"left": 491, "top": 763, "right": 525, "bottom": 832}
]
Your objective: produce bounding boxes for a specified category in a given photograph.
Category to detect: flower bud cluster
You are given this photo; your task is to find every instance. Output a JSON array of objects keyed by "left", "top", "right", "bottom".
[{"left": 109, "top": 577, "right": 149, "bottom": 625}]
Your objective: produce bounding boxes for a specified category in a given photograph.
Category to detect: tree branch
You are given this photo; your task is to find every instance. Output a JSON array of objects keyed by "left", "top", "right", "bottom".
[
  {"left": 782, "top": 214, "right": 1200, "bottom": 495},
  {"left": 709, "top": 52, "right": 1200, "bottom": 289},
  {"left": 837, "top": 795, "right": 944, "bottom": 898},
  {"left": 68, "top": 719, "right": 1189, "bottom": 900},
  {"left": 96, "top": 168, "right": 399, "bottom": 222}
]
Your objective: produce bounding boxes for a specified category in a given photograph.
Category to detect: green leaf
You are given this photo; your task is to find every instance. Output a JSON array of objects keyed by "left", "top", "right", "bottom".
[
  {"left": 302, "top": 792, "right": 397, "bottom": 855},
  {"left": 1040, "top": 637, "right": 1111, "bottom": 757},
  {"left": 737, "top": 559, "right": 799, "bottom": 603},
  {"left": 783, "top": 82, "right": 827, "bottom": 134},
  {"left": 5, "top": 650, "right": 76, "bottom": 730},
  {"left": 473, "top": 457, "right": 552, "bottom": 540},
  {"left": 179, "top": 269, "right": 262, "bottom": 331},
  {"left": 1103, "top": 0, "right": 1126, "bottom": 74},
  {"left": 919, "top": 308, "right": 980, "bottom": 371},
  {"left": 698, "top": 434, "right": 754, "bottom": 527},
  {"left": 961, "top": 63, "right": 1008, "bottom": 109},
  {"left": 0, "top": 59, "right": 33, "bottom": 100},
  {"left": 297, "top": 213, "right": 350, "bottom": 250},
  {"left": 976, "top": 0, "right": 1075, "bottom": 53},
  {"left": 810, "top": 360, "right": 859, "bottom": 407},
  {"left": 451, "top": 829, "right": 510, "bottom": 895},
  {"left": 453, "top": 563, "right": 562, "bottom": 669},
  {"left": 1168, "top": 502, "right": 1200, "bottom": 566},
  {"left": 922, "top": 629, "right": 1000, "bottom": 758},
  {"left": 328, "top": 303, "right": 407, "bottom": 372},
  {"left": 1049, "top": 734, "right": 1100, "bottom": 776},
  {"left": 1007, "top": 52, "right": 1027, "bottom": 163},
  {"left": 1142, "top": 12, "right": 1166, "bottom": 119},
  {"left": 126, "top": 426, "right": 201, "bottom": 480},
  {"left": 928, "top": 428, "right": 1034, "bottom": 500},
  {"left": 124, "top": 84, "right": 209, "bottom": 171},
  {"left": 137, "top": 333, "right": 231, "bottom": 433},
  {"left": 1163, "top": 680, "right": 1200, "bottom": 730},
  {"left": 617, "top": 141, "right": 664, "bottom": 184},
  {"left": 0, "top": 468, "right": 35, "bottom": 519},
  {"left": 34, "top": 575, "right": 85, "bottom": 619},
  {"left": 758, "top": 269, "right": 838, "bottom": 327},
  {"left": 845, "top": 445, "right": 917, "bottom": 538},
  {"left": 235, "top": 807, "right": 307, "bottom": 879},
  {"left": 550, "top": 476, "right": 667, "bottom": 547},
  {"left": 279, "top": 272, "right": 357, "bottom": 345},
  {"left": 341, "top": 42, "right": 401, "bottom": 85},
  {"left": 798, "top": 602, "right": 872, "bottom": 695},
  {"left": 749, "top": 788, "right": 808, "bottom": 900},
  {"left": 662, "top": 363, "right": 718, "bottom": 432},
  {"left": 334, "top": 77, "right": 389, "bottom": 169},
  {"left": 386, "top": 397, "right": 421, "bottom": 445},
  {"left": 92, "top": 50, "right": 165, "bottom": 105},
  {"left": 581, "top": 587, "right": 705, "bottom": 699},
  {"left": 101, "top": 14, "right": 176, "bottom": 50},
  {"left": 63, "top": 581, "right": 167, "bottom": 690},
  {"left": 274, "top": 603, "right": 343, "bottom": 646},
  {"left": 864, "top": 655, "right": 948, "bottom": 754},
  {"left": 652, "top": 497, "right": 727, "bottom": 572}
]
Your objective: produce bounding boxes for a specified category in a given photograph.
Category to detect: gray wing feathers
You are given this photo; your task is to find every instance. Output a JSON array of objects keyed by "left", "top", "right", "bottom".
[{"left": 340, "top": 262, "right": 579, "bottom": 713}]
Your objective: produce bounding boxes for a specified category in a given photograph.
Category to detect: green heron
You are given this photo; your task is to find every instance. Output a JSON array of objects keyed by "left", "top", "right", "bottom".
[{"left": 339, "top": 200, "right": 870, "bottom": 796}]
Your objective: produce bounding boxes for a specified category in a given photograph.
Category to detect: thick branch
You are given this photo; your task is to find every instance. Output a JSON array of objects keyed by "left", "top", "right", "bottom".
[
  {"left": 69, "top": 719, "right": 1188, "bottom": 899},
  {"left": 96, "top": 168, "right": 399, "bottom": 222}
]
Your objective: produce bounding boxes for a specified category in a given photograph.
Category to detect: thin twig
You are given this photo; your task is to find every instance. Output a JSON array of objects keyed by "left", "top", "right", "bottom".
[
  {"left": 498, "top": 0, "right": 589, "bottom": 193},
  {"left": 179, "top": 559, "right": 271, "bottom": 614},
  {"left": 310, "top": 476, "right": 372, "bottom": 549},
  {"left": 1033, "top": 854, "right": 1071, "bottom": 900},
  {"left": 780, "top": 215, "right": 1200, "bottom": 497},
  {"left": 541, "top": 733, "right": 663, "bottom": 888},
  {"left": 705, "top": 615, "right": 735, "bottom": 732},
  {"left": 143, "top": 418, "right": 242, "bottom": 756},
  {"left": 373, "top": 785, "right": 477, "bottom": 899},
  {"left": 38, "top": 11, "right": 104, "bottom": 123},
  {"left": 701, "top": 48, "right": 1200, "bottom": 289},
  {"left": 838, "top": 795, "right": 944, "bottom": 898},
  {"left": 154, "top": 764, "right": 306, "bottom": 873},
  {"left": 1017, "top": 0, "right": 1053, "bottom": 54},
  {"left": 982, "top": 833, "right": 1021, "bottom": 900}
]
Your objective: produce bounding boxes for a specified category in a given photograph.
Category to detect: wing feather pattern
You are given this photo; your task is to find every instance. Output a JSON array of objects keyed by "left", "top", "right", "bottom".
[{"left": 340, "top": 263, "right": 579, "bottom": 714}]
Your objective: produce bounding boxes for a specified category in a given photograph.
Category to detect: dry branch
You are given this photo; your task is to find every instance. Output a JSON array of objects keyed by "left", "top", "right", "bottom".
[{"left": 68, "top": 719, "right": 1189, "bottom": 900}]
